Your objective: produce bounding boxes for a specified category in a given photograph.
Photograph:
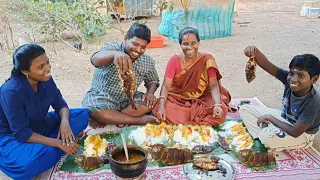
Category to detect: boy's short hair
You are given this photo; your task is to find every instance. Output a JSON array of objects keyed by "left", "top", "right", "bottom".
[
  {"left": 127, "top": 23, "right": 151, "bottom": 43},
  {"left": 289, "top": 54, "right": 320, "bottom": 78}
]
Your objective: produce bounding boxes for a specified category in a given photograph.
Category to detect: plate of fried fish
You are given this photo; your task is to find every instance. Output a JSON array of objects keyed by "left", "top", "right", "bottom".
[{"left": 183, "top": 155, "right": 235, "bottom": 180}]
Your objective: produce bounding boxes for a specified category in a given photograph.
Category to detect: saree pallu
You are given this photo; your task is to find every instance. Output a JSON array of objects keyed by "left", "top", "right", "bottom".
[{"left": 153, "top": 54, "right": 231, "bottom": 126}]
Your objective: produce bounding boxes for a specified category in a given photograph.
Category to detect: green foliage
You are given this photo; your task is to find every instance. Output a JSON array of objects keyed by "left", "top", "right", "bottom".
[
  {"left": 2, "top": 0, "right": 113, "bottom": 40},
  {"left": 168, "top": 1, "right": 175, "bottom": 12},
  {"left": 154, "top": 0, "right": 168, "bottom": 10},
  {"left": 153, "top": 0, "right": 168, "bottom": 16}
]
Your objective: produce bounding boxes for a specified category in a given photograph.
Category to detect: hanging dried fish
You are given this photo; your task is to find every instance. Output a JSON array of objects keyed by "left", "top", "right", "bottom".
[
  {"left": 245, "top": 57, "right": 257, "bottom": 83},
  {"left": 238, "top": 149, "right": 276, "bottom": 167},
  {"left": 193, "top": 156, "right": 221, "bottom": 171},
  {"left": 119, "top": 69, "right": 137, "bottom": 110},
  {"left": 191, "top": 145, "right": 218, "bottom": 154},
  {"left": 149, "top": 144, "right": 193, "bottom": 165}
]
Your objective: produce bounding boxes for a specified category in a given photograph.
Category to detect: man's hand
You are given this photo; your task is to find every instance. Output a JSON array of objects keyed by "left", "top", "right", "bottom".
[
  {"left": 57, "top": 140, "right": 80, "bottom": 156},
  {"left": 142, "top": 93, "right": 157, "bottom": 109},
  {"left": 57, "top": 120, "right": 75, "bottom": 146},
  {"left": 244, "top": 46, "right": 257, "bottom": 58},
  {"left": 114, "top": 51, "right": 132, "bottom": 72},
  {"left": 213, "top": 105, "right": 223, "bottom": 118}
]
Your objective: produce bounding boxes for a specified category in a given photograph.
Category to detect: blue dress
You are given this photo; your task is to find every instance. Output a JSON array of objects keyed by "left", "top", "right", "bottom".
[{"left": 0, "top": 76, "right": 89, "bottom": 180}]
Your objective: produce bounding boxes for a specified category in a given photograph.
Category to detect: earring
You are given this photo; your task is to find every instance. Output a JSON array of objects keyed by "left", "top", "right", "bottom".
[{"left": 26, "top": 74, "right": 29, "bottom": 78}]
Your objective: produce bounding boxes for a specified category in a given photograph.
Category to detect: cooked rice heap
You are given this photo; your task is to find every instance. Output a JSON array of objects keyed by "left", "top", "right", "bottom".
[
  {"left": 84, "top": 135, "right": 108, "bottom": 157},
  {"left": 219, "top": 121, "right": 254, "bottom": 151},
  {"left": 129, "top": 122, "right": 216, "bottom": 148}
]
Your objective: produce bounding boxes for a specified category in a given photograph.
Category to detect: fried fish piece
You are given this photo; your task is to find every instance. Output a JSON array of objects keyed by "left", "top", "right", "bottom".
[
  {"left": 218, "top": 135, "right": 231, "bottom": 151},
  {"left": 75, "top": 155, "right": 105, "bottom": 171},
  {"left": 105, "top": 142, "right": 117, "bottom": 163},
  {"left": 149, "top": 144, "right": 193, "bottom": 165},
  {"left": 245, "top": 57, "right": 257, "bottom": 83},
  {"left": 75, "top": 141, "right": 117, "bottom": 171},
  {"left": 238, "top": 149, "right": 276, "bottom": 167},
  {"left": 119, "top": 69, "right": 137, "bottom": 110},
  {"left": 191, "top": 145, "right": 218, "bottom": 154},
  {"left": 193, "top": 156, "right": 221, "bottom": 171}
]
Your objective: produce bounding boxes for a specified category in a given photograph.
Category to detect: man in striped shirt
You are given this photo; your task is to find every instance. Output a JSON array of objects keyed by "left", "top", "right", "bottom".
[{"left": 82, "top": 23, "right": 160, "bottom": 126}]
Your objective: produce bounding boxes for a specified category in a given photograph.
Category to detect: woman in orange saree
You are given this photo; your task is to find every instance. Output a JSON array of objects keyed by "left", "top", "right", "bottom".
[{"left": 152, "top": 27, "right": 231, "bottom": 126}]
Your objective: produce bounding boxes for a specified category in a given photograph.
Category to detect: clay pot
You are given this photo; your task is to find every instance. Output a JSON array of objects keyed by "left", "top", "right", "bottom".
[{"left": 109, "top": 145, "right": 148, "bottom": 178}]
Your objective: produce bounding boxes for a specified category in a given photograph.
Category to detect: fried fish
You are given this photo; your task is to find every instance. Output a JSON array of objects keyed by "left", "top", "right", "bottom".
[
  {"left": 218, "top": 135, "right": 231, "bottom": 151},
  {"left": 238, "top": 149, "right": 276, "bottom": 167},
  {"left": 75, "top": 141, "right": 117, "bottom": 171},
  {"left": 191, "top": 145, "right": 218, "bottom": 154},
  {"left": 75, "top": 155, "right": 105, "bottom": 171},
  {"left": 245, "top": 57, "right": 257, "bottom": 83},
  {"left": 193, "top": 156, "right": 221, "bottom": 171},
  {"left": 149, "top": 144, "right": 193, "bottom": 165},
  {"left": 119, "top": 69, "right": 137, "bottom": 110}
]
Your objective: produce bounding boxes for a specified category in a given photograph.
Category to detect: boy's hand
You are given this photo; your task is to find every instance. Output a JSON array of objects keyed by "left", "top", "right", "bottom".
[
  {"left": 244, "top": 46, "right": 257, "bottom": 57},
  {"left": 257, "top": 114, "right": 273, "bottom": 127}
]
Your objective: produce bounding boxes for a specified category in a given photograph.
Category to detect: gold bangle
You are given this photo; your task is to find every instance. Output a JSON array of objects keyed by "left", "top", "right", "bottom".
[
  {"left": 159, "top": 96, "right": 166, "bottom": 99},
  {"left": 214, "top": 104, "right": 222, "bottom": 107}
]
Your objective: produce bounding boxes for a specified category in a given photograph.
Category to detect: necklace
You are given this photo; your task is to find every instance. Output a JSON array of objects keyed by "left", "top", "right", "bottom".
[{"left": 183, "top": 53, "right": 199, "bottom": 69}]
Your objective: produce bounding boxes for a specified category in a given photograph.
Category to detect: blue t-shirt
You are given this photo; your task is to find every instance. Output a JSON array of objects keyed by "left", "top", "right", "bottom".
[
  {"left": 276, "top": 68, "right": 320, "bottom": 134},
  {"left": 0, "top": 76, "right": 68, "bottom": 142}
]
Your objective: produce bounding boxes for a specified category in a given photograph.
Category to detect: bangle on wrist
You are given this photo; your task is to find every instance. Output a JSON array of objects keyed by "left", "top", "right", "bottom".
[
  {"left": 214, "top": 104, "right": 222, "bottom": 107},
  {"left": 159, "top": 96, "right": 166, "bottom": 100}
]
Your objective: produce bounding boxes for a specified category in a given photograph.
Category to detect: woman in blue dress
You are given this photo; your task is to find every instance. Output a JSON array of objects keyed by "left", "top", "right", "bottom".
[{"left": 0, "top": 44, "right": 89, "bottom": 180}]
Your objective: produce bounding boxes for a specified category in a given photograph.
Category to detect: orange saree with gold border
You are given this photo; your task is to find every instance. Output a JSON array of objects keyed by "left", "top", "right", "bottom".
[{"left": 153, "top": 54, "right": 231, "bottom": 126}]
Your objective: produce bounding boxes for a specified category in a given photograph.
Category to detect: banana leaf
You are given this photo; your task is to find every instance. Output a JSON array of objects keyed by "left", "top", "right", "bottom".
[
  {"left": 60, "top": 133, "right": 165, "bottom": 172},
  {"left": 60, "top": 134, "right": 120, "bottom": 173},
  {"left": 120, "top": 125, "right": 223, "bottom": 154},
  {"left": 228, "top": 150, "right": 277, "bottom": 171},
  {"left": 215, "top": 119, "right": 276, "bottom": 170},
  {"left": 60, "top": 119, "right": 274, "bottom": 173},
  {"left": 120, "top": 125, "right": 226, "bottom": 167}
]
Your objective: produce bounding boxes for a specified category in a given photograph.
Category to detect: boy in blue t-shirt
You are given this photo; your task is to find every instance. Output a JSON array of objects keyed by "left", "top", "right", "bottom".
[{"left": 239, "top": 46, "right": 320, "bottom": 151}]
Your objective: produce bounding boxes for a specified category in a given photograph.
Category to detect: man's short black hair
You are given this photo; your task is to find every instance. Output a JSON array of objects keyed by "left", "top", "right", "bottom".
[{"left": 127, "top": 23, "right": 151, "bottom": 43}]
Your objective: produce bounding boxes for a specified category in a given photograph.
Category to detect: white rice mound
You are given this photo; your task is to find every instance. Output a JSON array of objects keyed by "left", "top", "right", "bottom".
[
  {"left": 128, "top": 124, "right": 216, "bottom": 148},
  {"left": 128, "top": 127, "right": 146, "bottom": 145}
]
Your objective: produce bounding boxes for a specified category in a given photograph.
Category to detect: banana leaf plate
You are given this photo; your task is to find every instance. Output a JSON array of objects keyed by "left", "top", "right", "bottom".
[
  {"left": 60, "top": 134, "right": 121, "bottom": 173},
  {"left": 215, "top": 119, "right": 277, "bottom": 170}
]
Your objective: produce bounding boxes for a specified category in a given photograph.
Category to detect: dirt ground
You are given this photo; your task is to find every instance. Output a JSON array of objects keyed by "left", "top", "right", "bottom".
[{"left": 0, "top": 0, "right": 320, "bottom": 179}]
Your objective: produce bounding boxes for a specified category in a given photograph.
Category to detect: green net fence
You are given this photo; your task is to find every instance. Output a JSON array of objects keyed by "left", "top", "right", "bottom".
[{"left": 158, "top": 0, "right": 235, "bottom": 42}]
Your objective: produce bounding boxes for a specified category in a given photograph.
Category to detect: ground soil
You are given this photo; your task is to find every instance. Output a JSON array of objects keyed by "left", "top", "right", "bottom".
[{"left": 0, "top": 0, "right": 319, "bottom": 179}]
